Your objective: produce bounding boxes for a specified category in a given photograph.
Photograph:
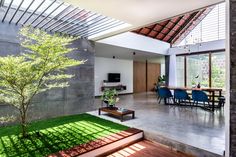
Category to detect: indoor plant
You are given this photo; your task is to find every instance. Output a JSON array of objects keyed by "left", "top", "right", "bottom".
[
  {"left": 101, "top": 89, "right": 119, "bottom": 108},
  {"left": 157, "top": 75, "right": 166, "bottom": 86}
]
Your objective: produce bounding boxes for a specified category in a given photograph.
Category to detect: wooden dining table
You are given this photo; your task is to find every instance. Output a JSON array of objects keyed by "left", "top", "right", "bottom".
[{"left": 167, "top": 86, "right": 223, "bottom": 111}]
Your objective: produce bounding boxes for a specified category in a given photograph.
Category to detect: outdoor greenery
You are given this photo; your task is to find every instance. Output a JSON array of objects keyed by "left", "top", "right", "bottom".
[
  {"left": 0, "top": 113, "right": 129, "bottom": 157},
  {"left": 101, "top": 89, "right": 119, "bottom": 106},
  {"left": 211, "top": 65, "right": 225, "bottom": 88},
  {"left": 0, "top": 27, "right": 84, "bottom": 137}
]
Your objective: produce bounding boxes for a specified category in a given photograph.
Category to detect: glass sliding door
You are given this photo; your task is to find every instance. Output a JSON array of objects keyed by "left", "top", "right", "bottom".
[
  {"left": 211, "top": 52, "right": 225, "bottom": 89},
  {"left": 176, "top": 56, "right": 185, "bottom": 87},
  {"left": 186, "top": 54, "right": 209, "bottom": 87}
]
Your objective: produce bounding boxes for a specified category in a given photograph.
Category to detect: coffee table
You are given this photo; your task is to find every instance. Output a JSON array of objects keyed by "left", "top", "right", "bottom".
[{"left": 98, "top": 107, "right": 135, "bottom": 122}]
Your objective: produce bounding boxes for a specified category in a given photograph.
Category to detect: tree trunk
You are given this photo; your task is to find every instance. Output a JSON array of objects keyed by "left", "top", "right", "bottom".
[{"left": 20, "top": 108, "right": 28, "bottom": 138}]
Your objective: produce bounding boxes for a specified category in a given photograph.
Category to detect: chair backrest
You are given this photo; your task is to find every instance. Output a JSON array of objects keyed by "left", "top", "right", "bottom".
[
  {"left": 192, "top": 90, "right": 209, "bottom": 102},
  {"left": 174, "top": 89, "right": 189, "bottom": 100},
  {"left": 158, "top": 87, "right": 172, "bottom": 98}
]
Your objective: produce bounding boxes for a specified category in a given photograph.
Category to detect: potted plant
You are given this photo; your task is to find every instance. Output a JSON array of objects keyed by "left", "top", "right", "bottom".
[
  {"left": 157, "top": 75, "right": 166, "bottom": 86},
  {"left": 101, "top": 89, "right": 119, "bottom": 108}
]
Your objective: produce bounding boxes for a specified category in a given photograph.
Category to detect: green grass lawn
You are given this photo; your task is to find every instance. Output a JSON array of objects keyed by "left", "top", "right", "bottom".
[{"left": 0, "top": 113, "right": 129, "bottom": 157}]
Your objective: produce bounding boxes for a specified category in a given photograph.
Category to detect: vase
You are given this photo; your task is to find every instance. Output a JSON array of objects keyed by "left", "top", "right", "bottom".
[{"left": 108, "top": 104, "right": 117, "bottom": 109}]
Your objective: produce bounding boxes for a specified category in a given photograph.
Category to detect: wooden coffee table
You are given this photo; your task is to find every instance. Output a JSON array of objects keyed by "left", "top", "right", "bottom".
[{"left": 98, "top": 107, "right": 135, "bottom": 122}]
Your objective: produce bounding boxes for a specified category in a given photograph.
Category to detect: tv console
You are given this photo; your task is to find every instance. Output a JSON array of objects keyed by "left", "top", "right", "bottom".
[{"left": 101, "top": 85, "right": 126, "bottom": 91}]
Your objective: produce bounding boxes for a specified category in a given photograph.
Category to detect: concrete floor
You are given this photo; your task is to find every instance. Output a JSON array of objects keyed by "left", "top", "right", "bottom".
[{"left": 89, "top": 92, "right": 225, "bottom": 156}]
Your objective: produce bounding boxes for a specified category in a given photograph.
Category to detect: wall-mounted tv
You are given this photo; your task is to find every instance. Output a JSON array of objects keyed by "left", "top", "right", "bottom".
[{"left": 108, "top": 73, "right": 120, "bottom": 82}]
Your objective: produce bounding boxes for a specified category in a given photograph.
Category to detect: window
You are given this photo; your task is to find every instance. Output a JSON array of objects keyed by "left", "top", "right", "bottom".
[
  {"left": 187, "top": 54, "right": 209, "bottom": 87},
  {"left": 211, "top": 52, "right": 225, "bottom": 89},
  {"left": 176, "top": 56, "right": 185, "bottom": 87},
  {"left": 177, "top": 2, "right": 225, "bottom": 46},
  {"left": 176, "top": 51, "right": 225, "bottom": 89}
]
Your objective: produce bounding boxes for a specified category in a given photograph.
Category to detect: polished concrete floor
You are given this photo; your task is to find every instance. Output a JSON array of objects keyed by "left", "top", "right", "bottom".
[{"left": 89, "top": 92, "right": 225, "bottom": 155}]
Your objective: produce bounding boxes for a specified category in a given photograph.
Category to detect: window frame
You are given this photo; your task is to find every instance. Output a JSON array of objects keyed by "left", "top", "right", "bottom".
[{"left": 176, "top": 49, "right": 225, "bottom": 87}]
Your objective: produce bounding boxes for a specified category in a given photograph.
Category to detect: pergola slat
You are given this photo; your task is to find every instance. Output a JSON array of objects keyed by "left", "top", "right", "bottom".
[
  {"left": 22, "top": 0, "right": 46, "bottom": 25},
  {"left": 9, "top": 0, "right": 24, "bottom": 23},
  {"left": 81, "top": 21, "right": 124, "bottom": 37},
  {"left": 45, "top": 7, "right": 77, "bottom": 30},
  {"left": 2, "top": 0, "right": 13, "bottom": 22},
  {"left": 16, "top": 0, "right": 35, "bottom": 25},
  {"left": 68, "top": 16, "right": 110, "bottom": 35},
  {"left": 0, "top": 0, "right": 129, "bottom": 38},
  {"left": 31, "top": 0, "right": 56, "bottom": 25},
  {"left": 75, "top": 18, "right": 115, "bottom": 36}
]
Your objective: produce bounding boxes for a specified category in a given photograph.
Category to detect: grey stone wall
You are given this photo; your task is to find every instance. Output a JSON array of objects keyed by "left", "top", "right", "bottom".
[
  {"left": 0, "top": 23, "right": 95, "bottom": 123},
  {"left": 230, "top": 1, "right": 236, "bottom": 156}
]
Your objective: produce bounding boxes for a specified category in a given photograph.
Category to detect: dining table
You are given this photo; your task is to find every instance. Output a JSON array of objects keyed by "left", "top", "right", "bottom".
[{"left": 167, "top": 86, "right": 223, "bottom": 111}]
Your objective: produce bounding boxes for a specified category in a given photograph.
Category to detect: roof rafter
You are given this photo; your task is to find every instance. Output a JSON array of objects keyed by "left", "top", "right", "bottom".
[{"left": 132, "top": 6, "right": 214, "bottom": 44}]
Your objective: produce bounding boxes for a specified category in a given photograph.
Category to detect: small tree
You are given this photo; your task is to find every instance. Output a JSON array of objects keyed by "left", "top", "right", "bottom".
[{"left": 0, "top": 27, "right": 84, "bottom": 137}]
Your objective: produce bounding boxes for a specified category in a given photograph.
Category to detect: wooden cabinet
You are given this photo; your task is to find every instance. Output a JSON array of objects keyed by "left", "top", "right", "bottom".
[
  {"left": 147, "top": 63, "right": 160, "bottom": 91},
  {"left": 133, "top": 61, "right": 146, "bottom": 93},
  {"left": 133, "top": 61, "right": 161, "bottom": 93}
]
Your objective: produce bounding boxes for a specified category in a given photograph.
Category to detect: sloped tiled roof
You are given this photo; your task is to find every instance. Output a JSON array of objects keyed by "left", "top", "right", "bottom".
[{"left": 132, "top": 6, "right": 214, "bottom": 44}]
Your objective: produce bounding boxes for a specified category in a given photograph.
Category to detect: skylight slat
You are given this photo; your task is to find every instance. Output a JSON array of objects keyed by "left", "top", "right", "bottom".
[
  {"left": 15, "top": 0, "right": 35, "bottom": 25},
  {"left": 22, "top": 0, "right": 45, "bottom": 25},
  {"left": 76, "top": 18, "right": 116, "bottom": 35},
  {"left": 68, "top": 16, "right": 111, "bottom": 35},
  {"left": 38, "top": 4, "right": 70, "bottom": 29},
  {"left": 2, "top": 0, "right": 13, "bottom": 22},
  {"left": 9, "top": 0, "right": 24, "bottom": 23},
  {"left": 30, "top": 0, "right": 56, "bottom": 25},
  {"left": 81, "top": 21, "right": 124, "bottom": 37},
  {"left": 0, "top": 0, "right": 131, "bottom": 39}
]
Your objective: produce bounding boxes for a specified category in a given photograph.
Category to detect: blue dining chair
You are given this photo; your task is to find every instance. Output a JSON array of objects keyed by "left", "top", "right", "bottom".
[
  {"left": 192, "top": 90, "right": 209, "bottom": 107},
  {"left": 157, "top": 87, "right": 173, "bottom": 104},
  {"left": 174, "top": 89, "right": 191, "bottom": 105}
]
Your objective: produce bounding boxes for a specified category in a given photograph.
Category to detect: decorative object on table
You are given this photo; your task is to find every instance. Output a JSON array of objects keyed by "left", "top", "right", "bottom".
[
  {"left": 157, "top": 75, "right": 166, "bottom": 86},
  {"left": 117, "top": 108, "right": 128, "bottom": 113},
  {"left": 192, "top": 75, "right": 199, "bottom": 88},
  {"left": 197, "top": 82, "right": 201, "bottom": 88},
  {"left": 101, "top": 89, "right": 119, "bottom": 108}
]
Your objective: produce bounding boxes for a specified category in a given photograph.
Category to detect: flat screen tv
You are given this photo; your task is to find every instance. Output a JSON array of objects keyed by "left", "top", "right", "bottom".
[{"left": 108, "top": 73, "right": 120, "bottom": 82}]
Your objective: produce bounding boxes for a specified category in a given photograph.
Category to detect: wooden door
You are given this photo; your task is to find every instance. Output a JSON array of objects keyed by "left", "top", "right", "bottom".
[
  {"left": 147, "top": 63, "right": 160, "bottom": 91},
  {"left": 133, "top": 61, "right": 146, "bottom": 93}
]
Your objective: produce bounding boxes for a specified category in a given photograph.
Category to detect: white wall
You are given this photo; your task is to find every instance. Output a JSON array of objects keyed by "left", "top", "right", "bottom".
[
  {"left": 168, "top": 55, "right": 177, "bottom": 86},
  {"left": 98, "top": 32, "right": 170, "bottom": 55},
  {"left": 169, "top": 39, "right": 225, "bottom": 55},
  {"left": 95, "top": 57, "right": 133, "bottom": 96}
]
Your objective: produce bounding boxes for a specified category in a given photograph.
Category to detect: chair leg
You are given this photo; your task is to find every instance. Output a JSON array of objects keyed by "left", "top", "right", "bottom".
[{"left": 159, "top": 98, "right": 162, "bottom": 104}]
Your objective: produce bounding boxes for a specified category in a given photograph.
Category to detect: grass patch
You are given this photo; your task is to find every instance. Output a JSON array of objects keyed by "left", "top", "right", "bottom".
[{"left": 0, "top": 113, "right": 129, "bottom": 157}]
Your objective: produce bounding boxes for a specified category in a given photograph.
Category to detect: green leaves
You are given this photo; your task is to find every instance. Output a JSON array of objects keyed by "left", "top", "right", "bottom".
[
  {"left": 0, "top": 26, "right": 85, "bottom": 110},
  {"left": 101, "top": 89, "right": 119, "bottom": 105}
]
